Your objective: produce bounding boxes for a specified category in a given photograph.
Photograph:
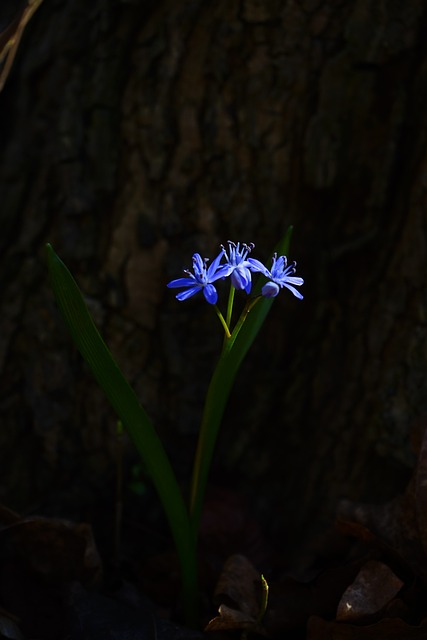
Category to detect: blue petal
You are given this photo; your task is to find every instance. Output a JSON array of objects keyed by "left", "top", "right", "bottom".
[
  {"left": 262, "top": 282, "right": 280, "bottom": 298},
  {"left": 192, "top": 253, "right": 207, "bottom": 282},
  {"left": 283, "top": 282, "right": 304, "bottom": 299},
  {"left": 284, "top": 276, "right": 304, "bottom": 286},
  {"left": 175, "top": 286, "right": 201, "bottom": 301},
  {"left": 203, "top": 284, "right": 218, "bottom": 304},
  {"left": 207, "top": 248, "right": 226, "bottom": 279},
  {"left": 192, "top": 253, "right": 205, "bottom": 271},
  {"left": 231, "top": 267, "right": 251, "bottom": 291},
  {"left": 210, "top": 264, "right": 233, "bottom": 282},
  {"left": 247, "top": 258, "right": 270, "bottom": 277},
  {"left": 274, "top": 255, "right": 287, "bottom": 272},
  {"left": 167, "top": 276, "right": 196, "bottom": 288}
]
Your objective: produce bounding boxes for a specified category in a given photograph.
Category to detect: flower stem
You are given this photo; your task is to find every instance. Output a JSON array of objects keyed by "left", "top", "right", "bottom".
[
  {"left": 222, "top": 285, "right": 235, "bottom": 349},
  {"left": 190, "top": 295, "right": 263, "bottom": 539},
  {"left": 215, "top": 305, "right": 231, "bottom": 338},
  {"left": 225, "top": 295, "right": 262, "bottom": 352},
  {"left": 226, "top": 284, "right": 235, "bottom": 327}
]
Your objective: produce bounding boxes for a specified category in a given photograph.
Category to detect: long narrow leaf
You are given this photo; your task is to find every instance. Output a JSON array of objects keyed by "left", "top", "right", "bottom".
[
  {"left": 46, "top": 244, "right": 197, "bottom": 622},
  {"left": 189, "top": 227, "right": 294, "bottom": 534}
]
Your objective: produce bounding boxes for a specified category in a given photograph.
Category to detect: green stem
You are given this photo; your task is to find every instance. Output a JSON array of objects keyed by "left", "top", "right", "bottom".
[
  {"left": 215, "top": 305, "right": 231, "bottom": 338},
  {"left": 222, "top": 285, "right": 235, "bottom": 349},
  {"left": 226, "top": 296, "right": 262, "bottom": 351},
  {"left": 226, "top": 284, "right": 235, "bottom": 327},
  {"left": 189, "top": 352, "right": 231, "bottom": 536},
  {"left": 189, "top": 295, "right": 262, "bottom": 538}
]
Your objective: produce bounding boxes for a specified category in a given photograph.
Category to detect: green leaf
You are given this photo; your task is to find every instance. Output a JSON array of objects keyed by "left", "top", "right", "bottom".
[{"left": 46, "top": 244, "right": 197, "bottom": 623}]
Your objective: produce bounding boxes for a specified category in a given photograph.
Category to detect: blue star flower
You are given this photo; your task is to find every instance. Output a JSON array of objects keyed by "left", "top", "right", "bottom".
[
  {"left": 221, "top": 241, "right": 260, "bottom": 293},
  {"left": 167, "top": 249, "right": 229, "bottom": 304},
  {"left": 258, "top": 254, "right": 304, "bottom": 299}
]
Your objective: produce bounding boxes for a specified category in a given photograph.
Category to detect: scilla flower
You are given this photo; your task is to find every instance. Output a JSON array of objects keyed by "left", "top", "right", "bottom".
[
  {"left": 167, "top": 250, "right": 229, "bottom": 304},
  {"left": 260, "top": 254, "right": 304, "bottom": 299},
  {"left": 221, "top": 241, "right": 262, "bottom": 294}
]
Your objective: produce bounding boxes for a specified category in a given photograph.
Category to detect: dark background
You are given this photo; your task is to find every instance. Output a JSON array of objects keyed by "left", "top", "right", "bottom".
[{"left": 0, "top": 0, "right": 425, "bottom": 564}]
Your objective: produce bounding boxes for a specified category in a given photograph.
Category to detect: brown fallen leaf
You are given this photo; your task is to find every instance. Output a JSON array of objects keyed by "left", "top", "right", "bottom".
[
  {"left": 205, "top": 554, "right": 269, "bottom": 636},
  {"left": 336, "top": 560, "right": 403, "bottom": 622},
  {"left": 0, "top": 506, "right": 102, "bottom": 639},
  {"left": 261, "top": 559, "right": 365, "bottom": 636},
  {"left": 0, "top": 516, "right": 102, "bottom": 584},
  {"left": 0, "top": 607, "right": 23, "bottom": 640},
  {"left": 0, "top": 504, "right": 20, "bottom": 528},
  {"left": 206, "top": 603, "right": 269, "bottom": 636},
  {"left": 307, "top": 614, "right": 427, "bottom": 639},
  {"left": 337, "top": 425, "right": 427, "bottom": 582}
]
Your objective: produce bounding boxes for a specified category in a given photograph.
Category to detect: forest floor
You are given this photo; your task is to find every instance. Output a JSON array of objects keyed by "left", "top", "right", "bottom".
[{"left": 2, "top": 432, "right": 427, "bottom": 639}]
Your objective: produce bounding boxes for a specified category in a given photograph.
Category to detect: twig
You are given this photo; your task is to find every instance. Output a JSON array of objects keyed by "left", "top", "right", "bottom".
[{"left": 0, "top": 0, "right": 45, "bottom": 93}]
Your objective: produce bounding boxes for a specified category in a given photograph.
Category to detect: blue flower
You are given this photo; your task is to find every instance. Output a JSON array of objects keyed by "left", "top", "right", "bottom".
[
  {"left": 167, "top": 249, "right": 229, "bottom": 304},
  {"left": 259, "top": 254, "right": 304, "bottom": 299},
  {"left": 221, "top": 241, "right": 260, "bottom": 294}
]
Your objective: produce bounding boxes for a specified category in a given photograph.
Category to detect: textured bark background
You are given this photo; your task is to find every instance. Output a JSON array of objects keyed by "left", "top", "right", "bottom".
[{"left": 0, "top": 0, "right": 426, "bottom": 560}]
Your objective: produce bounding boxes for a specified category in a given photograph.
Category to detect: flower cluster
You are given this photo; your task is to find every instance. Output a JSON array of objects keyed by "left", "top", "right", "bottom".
[{"left": 167, "top": 241, "right": 303, "bottom": 304}]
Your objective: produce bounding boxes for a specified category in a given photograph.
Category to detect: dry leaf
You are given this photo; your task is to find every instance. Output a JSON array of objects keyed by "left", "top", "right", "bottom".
[
  {"left": 206, "top": 603, "right": 268, "bottom": 635},
  {"left": 337, "top": 426, "right": 427, "bottom": 581},
  {"left": 0, "top": 505, "right": 20, "bottom": 528},
  {"left": 0, "top": 507, "right": 102, "bottom": 639},
  {"left": 206, "top": 554, "right": 268, "bottom": 635},
  {"left": 0, "top": 516, "right": 102, "bottom": 584},
  {"left": 0, "top": 608, "right": 23, "bottom": 640},
  {"left": 336, "top": 560, "right": 403, "bottom": 622},
  {"left": 308, "top": 614, "right": 427, "bottom": 639}
]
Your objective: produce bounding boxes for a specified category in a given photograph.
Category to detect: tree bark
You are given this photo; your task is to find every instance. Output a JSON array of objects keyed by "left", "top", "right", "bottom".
[{"left": 0, "top": 0, "right": 426, "bottom": 556}]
